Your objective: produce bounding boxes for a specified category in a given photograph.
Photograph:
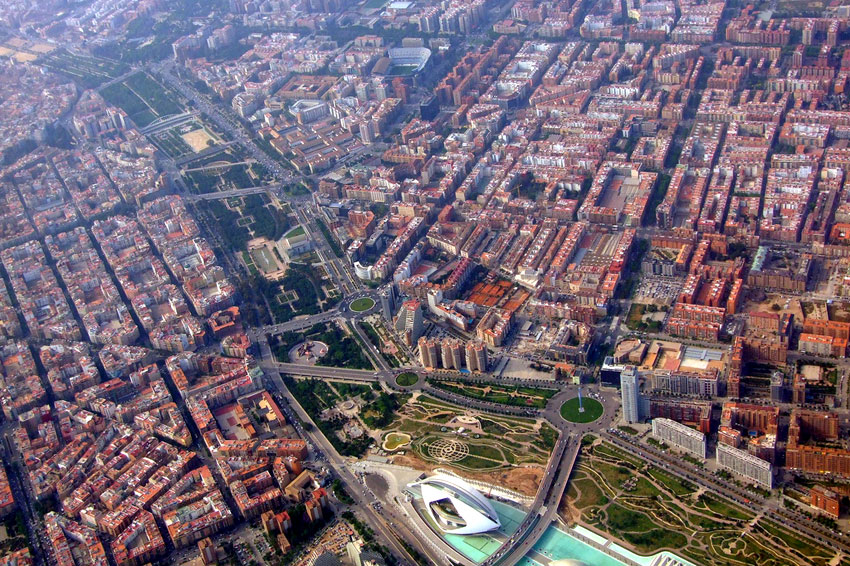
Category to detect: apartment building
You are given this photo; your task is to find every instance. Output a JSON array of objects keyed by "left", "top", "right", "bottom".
[
  {"left": 652, "top": 418, "right": 707, "bottom": 459},
  {"left": 717, "top": 443, "right": 773, "bottom": 489}
]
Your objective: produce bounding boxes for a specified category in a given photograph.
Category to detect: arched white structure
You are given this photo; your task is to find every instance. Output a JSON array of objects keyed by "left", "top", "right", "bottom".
[
  {"left": 354, "top": 261, "right": 374, "bottom": 281},
  {"left": 416, "top": 474, "right": 501, "bottom": 535},
  {"left": 387, "top": 47, "right": 432, "bottom": 73}
]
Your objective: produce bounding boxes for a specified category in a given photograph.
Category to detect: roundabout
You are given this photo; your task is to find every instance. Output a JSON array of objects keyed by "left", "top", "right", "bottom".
[
  {"left": 349, "top": 297, "right": 375, "bottom": 312},
  {"left": 560, "top": 397, "right": 604, "bottom": 423},
  {"left": 395, "top": 372, "right": 419, "bottom": 387}
]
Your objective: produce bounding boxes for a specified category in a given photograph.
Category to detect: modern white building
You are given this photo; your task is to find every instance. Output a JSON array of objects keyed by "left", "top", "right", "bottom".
[
  {"left": 716, "top": 443, "right": 773, "bottom": 489},
  {"left": 354, "top": 262, "right": 374, "bottom": 281},
  {"left": 415, "top": 475, "right": 501, "bottom": 535},
  {"left": 621, "top": 368, "right": 640, "bottom": 424},
  {"left": 652, "top": 418, "right": 706, "bottom": 459},
  {"left": 276, "top": 226, "right": 313, "bottom": 262}
]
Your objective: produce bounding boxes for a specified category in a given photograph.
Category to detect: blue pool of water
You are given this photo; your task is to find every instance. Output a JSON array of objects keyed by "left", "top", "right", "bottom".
[
  {"left": 517, "top": 525, "right": 631, "bottom": 566},
  {"left": 441, "top": 501, "right": 524, "bottom": 562},
  {"left": 439, "top": 499, "right": 694, "bottom": 566}
]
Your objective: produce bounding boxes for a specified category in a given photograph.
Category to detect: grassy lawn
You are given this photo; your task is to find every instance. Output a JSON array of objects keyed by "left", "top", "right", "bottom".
[
  {"left": 572, "top": 476, "right": 609, "bottom": 509},
  {"left": 100, "top": 72, "right": 183, "bottom": 128},
  {"left": 123, "top": 72, "right": 183, "bottom": 116},
  {"left": 479, "top": 418, "right": 508, "bottom": 435},
  {"left": 605, "top": 503, "right": 656, "bottom": 533},
  {"left": 622, "top": 529, "right": 688, "bottom": 553},
  {"left": 569, "top": 440, "right": 831, "bottom": 565},
  {"left": 467, "top": 443, "right": 504, "bottom": 461},
  {"left": 38, "top": 49, "right": 129, "bottom": 88},
  {"left": 396, "top": 372, "right": 419, "bottom": 387},
  {"left": 593, "top": 461, "right": 635, "bottom": 486},
  {"left": 285, "top": 225, "right": 306, "bottom": 238},
  {"left": 592, "top": 442, "right": 643, "bottom": 466},
  {"left": 698, "top": 494, "right": 754, "bottom": 521},
  {"left": 648, "top": 467, "right": 695, "bottom": 496},
  {"left": 626, "top": 303, "right": 647, "bottom": 330},
  {"left": 560, "top": 397, "right": 604, "bottom": 423},
  {"left": 759, "top": 520, "right": 833, "bottom": 561},
  {"left": 101, "top": 82, "right": 156, "bottom": 127},
  {"left": 630, "top": 477, "right": 661, "bottom": 497},
  {"left": 456, "top": 454, "right": 502, "bottom": 470},
  {"left": 536, "top": 422, "right": 559, "bottom": 452},
  {"left": 389, "top": 395, "right": 548, "bottom": 471},
  {"left": 350, "top": 297, "right": 376, "bottom": 312}
]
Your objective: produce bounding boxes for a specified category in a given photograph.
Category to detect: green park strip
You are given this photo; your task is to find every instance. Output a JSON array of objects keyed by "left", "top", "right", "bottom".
[
  {"left": 427, "top": 379, "right": 556, "bottom": 408},
  {"left": 566, "top": 440, "right": 832, "bottom": 565}
]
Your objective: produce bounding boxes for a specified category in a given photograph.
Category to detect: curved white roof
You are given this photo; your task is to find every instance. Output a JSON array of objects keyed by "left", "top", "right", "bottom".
[
  {"left": 387, "top": 47, "right": 432, "bottom": 71},
  {"left": 417, "top": 474, "right": 501, "bottom": 535}
]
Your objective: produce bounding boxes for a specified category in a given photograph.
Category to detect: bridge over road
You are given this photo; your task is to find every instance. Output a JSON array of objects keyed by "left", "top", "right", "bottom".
[{"left": 484, "top": 433, "right": 579, "bottom": 566}]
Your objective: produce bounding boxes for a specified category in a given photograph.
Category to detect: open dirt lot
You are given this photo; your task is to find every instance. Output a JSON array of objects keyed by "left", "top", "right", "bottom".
[
  {"left": 182, "top": 128, "right": 217, "bottom": 152},
  {"left": 741, "top": 293, "right": 804, "bottom": 321},
  {"left": 392, "top": 452, "right": 542, "bottom": 497}
]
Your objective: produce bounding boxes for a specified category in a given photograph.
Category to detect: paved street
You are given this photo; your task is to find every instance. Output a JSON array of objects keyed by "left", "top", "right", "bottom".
[{"left": 257, "top": 336, "right": 424, "bottom": 565}]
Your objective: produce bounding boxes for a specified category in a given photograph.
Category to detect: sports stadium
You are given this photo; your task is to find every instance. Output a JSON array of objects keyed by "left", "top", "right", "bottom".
[{"left": 380, "top": 47, "right": 432, "bottom": 77}]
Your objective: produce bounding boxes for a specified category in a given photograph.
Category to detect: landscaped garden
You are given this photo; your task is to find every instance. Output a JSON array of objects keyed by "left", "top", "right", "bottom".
[
  {"left": 625, "top": 302, "right": 663, "bottom": 332},
  {"left": 564, "top": 438, "right": 837, "bottom": 566},
  {"left": 39, "top": 48, "right": 129, "bottom": 89},
  {"left": 283, "top": 377, "right": 404, "bottom": 457},
  {"left": 100, "top": 72, "right": 183, "bottom": 127},
  {"left": 273, "top": 323, "right": 372, "bottom": 370},
  {"left": 195, "top": 193, "right": 290, "bottom": 250},
  {"left": 383, "top": 394, "right": 556, "bottom": 473},
  {"left": 283, "top": 376, "right": 374, "bottom": 457},
  {"left": 248, "top": 261, "right": 337, "bottom": 323},
  {"left": 427, "top": 379, "right": 557, "bottom": 408}
]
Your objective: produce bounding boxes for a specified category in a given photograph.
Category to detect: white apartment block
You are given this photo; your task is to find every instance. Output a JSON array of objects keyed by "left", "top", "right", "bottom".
[
  {"left": 716, "top": 442, "right": 773, "bottom": 489},
  {"left": 651, "top": 418, "right": 707, "bottom": 459}
]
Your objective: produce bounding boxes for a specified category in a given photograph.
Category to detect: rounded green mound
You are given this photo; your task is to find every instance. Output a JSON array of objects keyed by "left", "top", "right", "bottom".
[
  {"left": 560, "top": 397, "right": 604, "bottom": 423},
  {"left": 396, "top": 372, "right": 419, "bottom": 387},
  {"left": 350, "top": 297, "right": 375, "bottom": 312}
]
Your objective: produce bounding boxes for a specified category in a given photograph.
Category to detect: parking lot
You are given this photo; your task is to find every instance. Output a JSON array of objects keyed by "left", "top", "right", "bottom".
[{"left": 634, "top": 275, "right": 684, "bottom": 303}]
